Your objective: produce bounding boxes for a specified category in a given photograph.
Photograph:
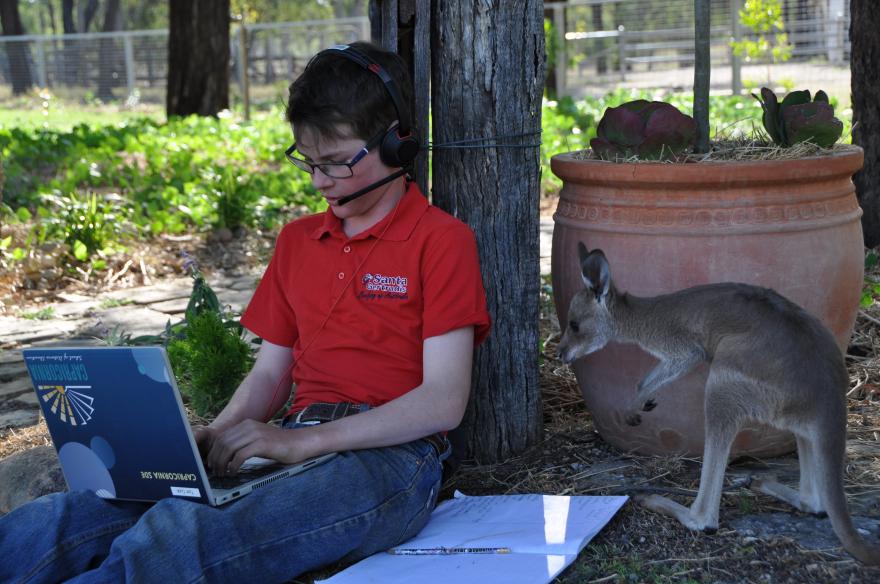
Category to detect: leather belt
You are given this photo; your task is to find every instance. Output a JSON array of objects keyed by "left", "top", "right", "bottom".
[
  {"left": 290, "top": 402, "right": 448, "bottom": 457},
  {"left": 292, "top": 402, "right": 363, "bottom": 423}
]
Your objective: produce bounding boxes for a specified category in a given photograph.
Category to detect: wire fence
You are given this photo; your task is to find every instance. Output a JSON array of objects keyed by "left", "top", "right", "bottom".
[
  {"left": 0, "top": 17, "right": 370, "bottom": 104},
  {"left": 548, "top": 0, "right": 851, "bottom": 100},
  {"left": 0, "top": 1, "right": 854, "bottom": 105}
]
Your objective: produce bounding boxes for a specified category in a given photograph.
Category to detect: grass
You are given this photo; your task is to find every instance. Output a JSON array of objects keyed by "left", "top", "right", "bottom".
[
  {"left": 17, "top": 307, "right": 55, "bottom": 320},
  {"left": 0, "top": 90, "right": 164, "bottom": 131}
]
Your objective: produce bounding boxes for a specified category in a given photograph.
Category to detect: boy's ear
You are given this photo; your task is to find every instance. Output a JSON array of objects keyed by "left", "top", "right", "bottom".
[{"left": 580, "top": 247, "right": 611, "bottom": 304}]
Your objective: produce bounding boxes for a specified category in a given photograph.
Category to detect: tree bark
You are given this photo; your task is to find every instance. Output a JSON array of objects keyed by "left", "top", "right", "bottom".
[
  {"left": 61, "top": 0, "right": 77, "bottom": 85},
  {"left": 593, "top": 4, "right": 607, "bottom": 74},
  {"left": 61, "top": 0, "right": 75, "bottom": 33},
  {"left": 78, "top": 0, "right": 99, "bottom": 33},
  {"left": 0, "top": 0, "right": 33, "bottom": 95},
  {"left": 166, "top": 0, "right": 230, "bottom": 117},
  {"left": 97, "top": 0, "right": 121, "bottom": 102},
  {"left": 851, "top": 0, "right": 880, "bottom": 247},
  {"left": 431, "top": 1, "right": 544, "bottom": 463}
]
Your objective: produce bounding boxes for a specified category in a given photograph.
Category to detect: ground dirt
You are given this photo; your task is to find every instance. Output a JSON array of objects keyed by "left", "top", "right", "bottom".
[{"left": 2, "top": 198, "right": 879, "bottom": 583}]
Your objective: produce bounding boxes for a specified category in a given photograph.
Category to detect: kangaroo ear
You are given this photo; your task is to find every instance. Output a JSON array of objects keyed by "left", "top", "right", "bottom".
[
  {"left": 578, "top": 241, "right": 590, "bottom": 265},
  {"left": 580, "top": 248, "right": 611, "bottom": 304}
]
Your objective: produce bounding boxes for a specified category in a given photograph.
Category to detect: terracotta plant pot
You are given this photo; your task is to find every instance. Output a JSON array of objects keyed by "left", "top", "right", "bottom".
[{"left": 550, "top": 146, "right": 865, "bottom": 457}]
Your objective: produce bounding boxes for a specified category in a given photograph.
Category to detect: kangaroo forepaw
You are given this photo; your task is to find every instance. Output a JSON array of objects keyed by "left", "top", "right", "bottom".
[
  {"left": 642, "top": 399, "right": 657, "bottom": 412},
  {"left": 625, "top": 413, "right": 642, "bottom": 426}
]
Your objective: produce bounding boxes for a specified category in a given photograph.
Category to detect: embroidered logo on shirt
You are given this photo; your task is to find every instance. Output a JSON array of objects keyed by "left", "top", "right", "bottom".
[{"left": 359, "top": 273, "right": 409, "bottom": 300}]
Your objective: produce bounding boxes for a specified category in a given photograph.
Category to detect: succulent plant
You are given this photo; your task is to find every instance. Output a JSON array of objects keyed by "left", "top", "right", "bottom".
[
  {"left": 590, "top": 100, "right": 697, "bottom": 161},
  {"left": 752, "top": 87, "right": 843, "bottom": 148}
]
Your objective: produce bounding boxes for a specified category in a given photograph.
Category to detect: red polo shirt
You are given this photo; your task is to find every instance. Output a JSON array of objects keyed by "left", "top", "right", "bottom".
[{"left": 240, "top": 182, "right": 491, "bottom": 415}]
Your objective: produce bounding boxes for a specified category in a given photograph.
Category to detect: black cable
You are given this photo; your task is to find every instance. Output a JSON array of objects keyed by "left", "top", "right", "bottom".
[{"left": 427, "top": 130, "right": 543, "bottom": 150}]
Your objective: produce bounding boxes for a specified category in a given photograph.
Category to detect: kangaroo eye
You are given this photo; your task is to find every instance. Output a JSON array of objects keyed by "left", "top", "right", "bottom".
[{"left": 568, "top": 320, "right": 579, "bottom": 333}]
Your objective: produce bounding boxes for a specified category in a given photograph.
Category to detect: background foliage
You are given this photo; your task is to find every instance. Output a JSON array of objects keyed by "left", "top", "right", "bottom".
[{"left": 0, "top": 88, "right": 853, "bottom": 276}]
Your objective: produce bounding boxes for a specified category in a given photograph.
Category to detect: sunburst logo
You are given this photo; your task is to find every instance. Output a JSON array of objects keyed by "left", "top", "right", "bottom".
[{"left": 38, "top": 385, "right": 94, "bottom": 426}]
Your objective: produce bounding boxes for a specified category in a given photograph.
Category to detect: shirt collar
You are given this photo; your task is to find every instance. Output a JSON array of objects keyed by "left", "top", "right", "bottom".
[{"left": 309, "top": 181, "right": 428, "bottom": 242}]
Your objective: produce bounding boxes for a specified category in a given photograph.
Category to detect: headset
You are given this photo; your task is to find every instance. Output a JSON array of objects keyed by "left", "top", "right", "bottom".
[{"left": 317, "top": 44, "right": 420, "bottom": 169}]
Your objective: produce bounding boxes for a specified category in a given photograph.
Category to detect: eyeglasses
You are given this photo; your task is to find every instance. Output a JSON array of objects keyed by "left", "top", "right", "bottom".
[{"left": 285, "top": 132, "right": 383, "bottom": 179}]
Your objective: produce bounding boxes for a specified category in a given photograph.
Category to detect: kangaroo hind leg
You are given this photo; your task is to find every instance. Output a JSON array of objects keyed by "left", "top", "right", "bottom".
[{"left": 750, "top": 433, "right": 825, "bottom": 515}]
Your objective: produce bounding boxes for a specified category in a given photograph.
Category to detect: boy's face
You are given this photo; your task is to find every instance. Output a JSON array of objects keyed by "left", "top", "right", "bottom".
[{"left": 294, "top": 126, "right": 399, "bottom": 222}]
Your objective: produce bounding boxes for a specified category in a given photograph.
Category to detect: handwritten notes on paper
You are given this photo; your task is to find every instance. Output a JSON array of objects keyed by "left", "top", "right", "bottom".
[{"left": 319, "top": 491, "right": 628, "bottom": 584}]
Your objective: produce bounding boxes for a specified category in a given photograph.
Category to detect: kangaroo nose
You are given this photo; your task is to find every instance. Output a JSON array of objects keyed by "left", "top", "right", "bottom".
[{"left": 557, "top": 346, "right": 571, "bottom": 364}]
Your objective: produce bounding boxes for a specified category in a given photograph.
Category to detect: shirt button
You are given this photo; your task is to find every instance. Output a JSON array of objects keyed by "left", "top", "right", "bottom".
[
  {"left": 343, "top": 245, "right": 351, "bottom": 253},
  {"left": 337, "top": 272, "right": 345, "bottom": 279}
]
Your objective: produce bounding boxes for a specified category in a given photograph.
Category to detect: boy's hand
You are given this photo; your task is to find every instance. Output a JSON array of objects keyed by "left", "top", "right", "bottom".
[
  {"left": 204, "top": 420, "right": 318, "bottom": 477},
  {"left": 192, "top": 425, "right": 219, "bottom": 458}
]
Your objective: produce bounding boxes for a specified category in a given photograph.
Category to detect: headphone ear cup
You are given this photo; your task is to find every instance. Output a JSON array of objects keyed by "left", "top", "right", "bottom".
[{"left": 379, "top": 127, "right": 420, "bottom": 168}]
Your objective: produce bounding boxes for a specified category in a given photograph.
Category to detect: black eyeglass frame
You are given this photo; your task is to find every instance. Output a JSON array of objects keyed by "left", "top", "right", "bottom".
[{"left": 285, "top": 131, "right": 384, "bottom": 179}]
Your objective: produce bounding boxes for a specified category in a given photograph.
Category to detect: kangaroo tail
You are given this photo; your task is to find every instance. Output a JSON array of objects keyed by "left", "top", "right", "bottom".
[{"left": 819, "top": 453, "right": 880, "bottom": 565}]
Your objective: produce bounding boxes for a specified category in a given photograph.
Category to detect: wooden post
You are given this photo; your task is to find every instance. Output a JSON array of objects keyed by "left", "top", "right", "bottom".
[
  {"left": 371, "top": 0, "right": 429, "bottom": 195},
  {"left": 380, "top": 0, "right": 398, "bottom": 51},
  {"left": 552, "top": 4, "right": 566, "bottom": 98},
  {"left": 35, "top": 38, "right": 47, "bottom": 87},
  {"left": 694, "top": 0, "right": 711, "bottom": 153},
  {"left": 730, "top": 0, "right": 742, "bottom": 95},
  {"left": 123, "top": 34, "right": 136, "bottom": 99},
  {"left": 412, "top": 0, "right": 430, "bottom": 196},
  {"left": 432, "top": 0, "right": 544, "bottom": 463}
]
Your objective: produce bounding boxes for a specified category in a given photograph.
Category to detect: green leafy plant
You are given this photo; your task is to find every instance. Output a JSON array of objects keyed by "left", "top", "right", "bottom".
[
  {"left": 752, "top": 87, "right": 844, "bottom": 148},
  {"left": 861, "top": 251, "right": 880, "bottom": 308},
  {"left": 730, "top": 0, "right": 793, "bottom": 69},
  {"left": 214, "top": 166, "right": 255, "bottom": 231},
  {"left": 18, "top": 306, "right": 55, "bottom": 320},
  {"left": 167, "top": 309, "right": 254, "bottom": 417},
  {"left": 37, "top": 190, "right": 128, "bottom": 261},
  {"left": 590, "top": 100, "right": 696, "bottom": 161},
  {"left": 165, "top": 263, "right": 256, "bottom": 417}
]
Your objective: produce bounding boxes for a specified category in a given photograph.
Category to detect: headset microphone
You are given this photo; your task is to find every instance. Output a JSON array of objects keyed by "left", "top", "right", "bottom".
[{"left": 336, "top": 168, "right": 408, "bottom": 206}]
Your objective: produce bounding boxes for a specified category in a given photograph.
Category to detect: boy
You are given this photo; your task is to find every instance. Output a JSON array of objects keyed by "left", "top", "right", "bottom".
[{"left": 0, "top": 42, "right": 490, "bottom": 583}]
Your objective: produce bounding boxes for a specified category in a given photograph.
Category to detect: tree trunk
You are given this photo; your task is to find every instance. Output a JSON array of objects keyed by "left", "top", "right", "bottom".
[
  {"left": 431, "top": 1, "right": 544, "bottom": 463},
  {"left": 61, "top": 0, "right": 76, "bottom": 85},
  {"left": 593, "top": 4, "right": 607, "bottom": 74},
  {"left": 78, "top": 0, "right": 99, "bottom": 33},
  {"left": 693, "top": 0, "right": 711, "bottom": 153},
  {"left": 851, "top": 0, "right": 880, "bottom": 247},
  {"left": 166, "top": 0, "right": 230, "bottom": 117},
  {"left": 97, "top": 0, "right": 121, "bottom": 102},
  {"left": 543, "top": 0, "right": 563, "bottom": 98},
  {"left": 0, "top": 0, "right": 33, "bottom": 95}
]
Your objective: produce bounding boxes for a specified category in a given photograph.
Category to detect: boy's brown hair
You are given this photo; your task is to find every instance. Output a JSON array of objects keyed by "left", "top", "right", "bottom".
[{"left": 286, "top": 41, "right": 414, "bottom": 143}]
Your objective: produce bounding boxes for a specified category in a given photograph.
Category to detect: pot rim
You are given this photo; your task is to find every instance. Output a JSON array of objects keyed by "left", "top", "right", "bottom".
[{"left": 550, "top": 145, "right": 864, "bottom": 187}]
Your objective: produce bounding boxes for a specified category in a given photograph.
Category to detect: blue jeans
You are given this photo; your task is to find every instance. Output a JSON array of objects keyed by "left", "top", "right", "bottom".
[{"left": 0, "top": 428, "right": 445, "bottom": 584}]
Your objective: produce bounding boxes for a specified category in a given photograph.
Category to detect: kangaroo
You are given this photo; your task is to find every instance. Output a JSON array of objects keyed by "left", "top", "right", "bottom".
[{"left": 557, "top": 242, "right": 880, "bottom": 565}]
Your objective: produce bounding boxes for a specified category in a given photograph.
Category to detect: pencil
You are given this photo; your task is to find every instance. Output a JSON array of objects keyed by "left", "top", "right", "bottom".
[{"left": 387, "top": 546, "right": 512, "bottom": 555}]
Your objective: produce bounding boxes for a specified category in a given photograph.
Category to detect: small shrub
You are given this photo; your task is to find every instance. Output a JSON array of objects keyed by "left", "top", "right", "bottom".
[
  {"left": 167, "top": 310, "right": 254, "bottom": 417},
  {"left": 165, "top": 265, "right": 256, "bottom": 417}
]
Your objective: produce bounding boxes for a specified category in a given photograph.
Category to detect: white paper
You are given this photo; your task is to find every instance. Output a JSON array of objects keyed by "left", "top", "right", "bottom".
[{"left": 318, "top": 492, "right": 628, "bottom": 584}]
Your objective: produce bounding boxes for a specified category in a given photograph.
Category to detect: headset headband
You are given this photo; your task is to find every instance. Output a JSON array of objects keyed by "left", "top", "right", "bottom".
[{"left": 323, "top": 44, "right": 412, "bottom": 137}]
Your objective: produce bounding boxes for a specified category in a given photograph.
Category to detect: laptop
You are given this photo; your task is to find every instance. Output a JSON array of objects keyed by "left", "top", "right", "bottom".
[{"left": 21, "top": 346, "right": 334, "bottom": 506}]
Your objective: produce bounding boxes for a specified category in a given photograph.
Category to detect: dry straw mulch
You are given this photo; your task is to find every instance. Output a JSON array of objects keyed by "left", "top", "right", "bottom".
[
  {"left": 2, "top": 245, "right": 879, "bottom": 583},
  {"left": 442, "top": 278, "right": 880, "bottom": 583}
]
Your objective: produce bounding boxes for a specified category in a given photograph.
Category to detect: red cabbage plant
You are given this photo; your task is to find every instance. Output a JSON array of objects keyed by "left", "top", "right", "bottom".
[{"left": 590, "top": 100, "right": 697, "bottom": 161}]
